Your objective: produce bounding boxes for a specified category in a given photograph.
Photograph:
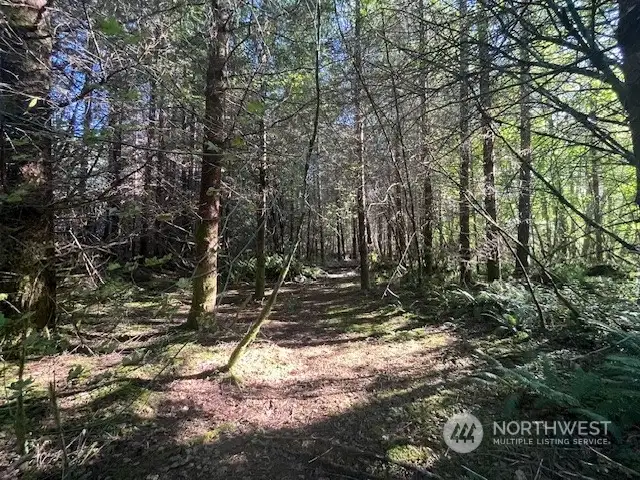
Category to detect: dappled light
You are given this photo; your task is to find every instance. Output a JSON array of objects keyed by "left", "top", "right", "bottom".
[{"left": 2, "top": 0, "right": 640, "bottom": 478}]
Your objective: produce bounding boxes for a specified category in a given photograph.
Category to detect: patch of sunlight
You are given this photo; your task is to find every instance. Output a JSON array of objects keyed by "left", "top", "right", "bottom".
[
  {"left": 344, "top": 311, "right": 424, "bottom": 338},
  {"left": 376, "top": 382, "right": 452, "bottom": 402},
  {"left": 326, "top": 305, "right": 359, "bottom": 316},
  {"left": 386, "top": 328, "right": 427, "bottom": 341},
  {"left": 408, "top": 391, "right": 457, "bottom": 414},
  {"left": 187, "top": 423, "right": 236, "bottom": 445},
  {"left": 355, "top": 311, "right": 388, "bottom": 320},
  {"left": 386, "top": 444, "right": 434, "bottom": 463},
  {"left": 112, "top": 322, "right": 157, "bottom": 335},
  {"left": 356, "top": 304, "right": 403, "bottom": 320},
  {"left": 173, "top": 343, "right": 225, "bottom": 371},
  {"left": 1, "top": 363, "right": 20, "bottom": 384},
  {"left": 71, "top": 379, "right": 151, "bottom": 415},
  {"left": 232, "top": 345, "right": 297, "bottom": 381},
  {"left": 132, "top": 390, "right": 162, "bottom": 418},
  {"left": 155, "top": 342, "right": 223, "bottom": 369},
  {"left": 420, "top": 332, "right": 448, "bottom": 347},
  {"left": 344, "top": 321, "right": 389, "bottom": 336},
  {"left": 123, "top": 300, "right": 161, "bottom": 309}
]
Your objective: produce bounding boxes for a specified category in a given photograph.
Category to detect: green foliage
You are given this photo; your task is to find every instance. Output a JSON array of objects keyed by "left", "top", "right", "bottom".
[
  {"left": 97, "top": 17, "right": 125, "bottom": 36},
  {"left": 121, "top": 349, "right": 149, "bottom": 366},
  {"left": 246, "top": 100, "right": 265, "bottom": 115},
  {"left": 473, "top": 282, "right": 542, "bottom": 331},
  {"left": 230, "top": 136, "right": 246, "bottom": 148},
  {"left": 1, "top": 320, "right": 66, "bottom": 359},
  {"left": 93, "top": 278, "right": 137, "bottom": 303},
  {"left": 66, "top": 365, "right": 86, "bottom": 383},
  {"left": 107, "top": 262, "right": 122, "bottom": 272},
  {"left": 481, "top": 323, "right": 640, "bottom": 443},
  {"left": 222, "top": 253, "right": 324, "bottom": 284},
  {"left": 0, "top": 188, "right": 28, "bottom": 205},
  {"left": 7, "top": 377, "right": 35, "bottom": 400},
  {"left": 143, "top": 254, "right": 172, "bottom": 268}
]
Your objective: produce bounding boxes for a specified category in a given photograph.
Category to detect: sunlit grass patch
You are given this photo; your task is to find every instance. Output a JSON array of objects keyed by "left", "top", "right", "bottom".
[
  {"left": 325, "top": 305, "right": 361, "bottom": 317},
  {"left": 122, "top": 300, "right": 161, "bottom": 309},
  {"left": 325, "top": 303, "right": 431, "bottom": 340},
  {"left": 74, "top": 379, "right": 143, "bottom": 408},
  {"left": 187, "top": 422, "right": 236, "bottom": 445},
  {"left": 386, "top": 443, "right": 434, "bottom": 463},
  {"left": 229, "top": 344, "right": 298, "bottom": 381},
  {"left": 164, "top": 341, "right": 225, "bottom": 372}
]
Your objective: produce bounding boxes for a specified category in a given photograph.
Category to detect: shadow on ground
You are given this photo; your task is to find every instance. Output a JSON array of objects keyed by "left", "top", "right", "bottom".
[{"left": 3, "top": 270, "right": 616, "bottom": 480}]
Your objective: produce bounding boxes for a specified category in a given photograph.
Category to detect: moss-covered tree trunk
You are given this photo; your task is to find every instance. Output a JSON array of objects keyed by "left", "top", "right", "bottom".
[
  {"left": 187, "top": 0, "right": 230, "bottom": 328},
  {"left": 0, "top": 0, "right": 56, "bottom": 328}
]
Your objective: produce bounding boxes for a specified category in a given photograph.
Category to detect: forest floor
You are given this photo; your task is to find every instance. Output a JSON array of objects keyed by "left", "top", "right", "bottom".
[{"left": 0, "top": 268, "right": 633, "bottom": 479}]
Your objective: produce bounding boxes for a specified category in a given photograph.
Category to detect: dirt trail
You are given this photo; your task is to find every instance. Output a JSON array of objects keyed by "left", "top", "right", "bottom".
[
  {"left": 166, "top": 269, "right": 457, "bottom": 435},
  {"left": 20, "top": 269, "right": 478, "bottom": 479}
]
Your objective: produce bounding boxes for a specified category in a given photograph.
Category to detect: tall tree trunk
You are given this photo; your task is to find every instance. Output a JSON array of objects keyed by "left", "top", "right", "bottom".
[
  {"left": 590, "top": 151, "right": 603, "bottom": 262},
  {"left": 187, "top": 0, "right": 230, "bottom": 328},
  {"left": 381, "top": 10, "right": 421, "bottom": 278},
  {"left": 386, "top": 213, "right": 394, "bottom": 260},
  {"left": 516, "top": 18, "right": 532, "bottom": 276},
  {"left": 393, "top": 161, "right": 407, "bottom": 260},
  {"left": 255, "top": 114, "right": 267, "bottom": 298},
  {"left": 317, "top": 166, "right": 325, "bottom": 264},
  {"left": 140, "top": 81, "right": 157, "bottom": 258},
  {"left": 376, "top": 215, "right": 383, "bottom": 258},
  {"left": 306, "top": 211, "right": 312, "bottom": 260},
  {"left": 255, "top": 23, "right": 268, "bottom": 298},
  {"left": 354, "top": 0, "right": 369, "bottom": 289},
  {"left": 618, "top": 0, "right": 640, "bottom": 206},
  {"left": 340, "top": 220, "right": 346, "bottom": 259},
  {"left": 419, "top": 0, "right": 433, "bottom": 276},
  {"left": 479, "top": 2, "right": 500, "bottom": 282},
  {"left": 337, "top": 218, "right": 343, "bottom": 260},
  {"left": 103, "top": 110, "right": 122, "bottom": 245},
  {"left": 288, "top": 200, "right": 294, "bottom": 248},
  {"left": 458, "top": 0, "right": 472, "bottom": 285},
  {"left": 352, "top": 216, "right": 357, "bottom": 260},
  {"left": 78, "top": 96, "right": 92, "bottom": 197},
  {"left": 0, "top": 0, "right": 55, "bottom": 328},
  {"left": 155, "top": 96, "right": 167, "bottom": 256}
]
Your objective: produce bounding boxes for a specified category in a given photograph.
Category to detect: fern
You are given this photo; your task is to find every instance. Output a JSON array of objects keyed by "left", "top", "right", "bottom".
[{"left": 480, "top": 322, "right": 640, "bottom": 440}]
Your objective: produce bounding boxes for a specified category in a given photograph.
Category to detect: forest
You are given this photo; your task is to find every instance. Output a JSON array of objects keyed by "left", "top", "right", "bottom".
[{"left": 1, "top": 0, "right": 640, "bottom": 478}]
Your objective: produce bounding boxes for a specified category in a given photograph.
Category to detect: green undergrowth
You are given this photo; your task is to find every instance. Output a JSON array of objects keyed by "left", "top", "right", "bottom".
[
  {"left": 2, "top": 262, "right": 639, "bottom": 479},
  {"left": 221, "top": 253, "right": 327, "bottom": 284},
  {"left": 361, "top": 265, "right": 640, "bottom": 476}
]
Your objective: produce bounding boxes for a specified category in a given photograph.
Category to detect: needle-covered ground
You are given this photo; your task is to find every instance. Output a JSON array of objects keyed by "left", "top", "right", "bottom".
[{"left": 1, "top": 269, "right": 636, "bottom": 479}]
